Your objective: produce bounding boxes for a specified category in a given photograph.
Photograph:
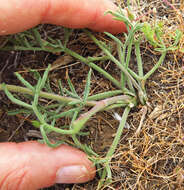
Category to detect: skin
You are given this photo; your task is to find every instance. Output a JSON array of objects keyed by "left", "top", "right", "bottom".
[
  {"left": 0, "top": 0, "right": 127, "bottom": 189},
  {"left": 0, "top": 142, "right": 96, "bottom": 189},
  {"left": 0, "top": 0, "right": 127, "bottom": 35}
]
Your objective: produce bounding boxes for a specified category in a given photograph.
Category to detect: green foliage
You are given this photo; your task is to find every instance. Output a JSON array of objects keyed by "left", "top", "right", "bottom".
[
  {"left": 0, "top": 6, "right": 182, "bottom": 189},
  {"left": 142, "top": 21, "right": 166, "bottom": 48},
  {"left": 142, "top": 22, "right": 158, "bottom": 47},
  {"left": 83, "top": 69, "right": 92, "bottom": 103},
  {"left": 31, "top": 120, "right": 41, "bottom": 128}
]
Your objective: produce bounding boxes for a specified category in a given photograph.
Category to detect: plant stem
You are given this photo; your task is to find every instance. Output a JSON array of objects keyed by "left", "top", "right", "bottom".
[
  {"left": 87, "top": 90, "right": 122, "bottom": 101},
  {"left": 106, "top": 106, "right": 130, "bottom": 160},
  {"left": 63, "top": 47, "right": 121, "bottom": 89},
  {"left": 1, "top": 83, "right": 134, "bottom": 114},
  {"left": 99, "top": 106, "right": 131, "bottom": 183},
  {"left": 135, "top": 41, "right": 144, "bottom": 77},
  {"left": 85, "top": 30, "right": 143, "bottom": 93},
  {"left": 127, "top": 68, "right": 142, "bottom": 81},
  {"left": 44, "top": 123, "right": 75, "bottom": 135},
  {"left": 72, "top": 96, "right": 133, "bottom": 133},
  {"left": 87, "top": 56, "right": 109, "bottom": 62},
  {"left": 0, "top": 84, "right": 97, "bottom": 107}
]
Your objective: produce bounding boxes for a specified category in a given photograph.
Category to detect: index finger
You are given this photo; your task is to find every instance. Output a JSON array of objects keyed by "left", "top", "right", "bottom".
[{"left": 0, "top": 0, "right": 127, "bottom": 35}]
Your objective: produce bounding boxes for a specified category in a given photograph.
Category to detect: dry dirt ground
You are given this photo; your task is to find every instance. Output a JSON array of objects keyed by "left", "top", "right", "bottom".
[{"left": 0, "top": 0, "right": 184, "bottom": 190}]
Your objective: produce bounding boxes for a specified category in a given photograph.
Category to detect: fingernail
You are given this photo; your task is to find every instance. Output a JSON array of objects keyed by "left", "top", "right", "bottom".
[{"left": 55, "top": 165, "right": 89, "bottom": 184}]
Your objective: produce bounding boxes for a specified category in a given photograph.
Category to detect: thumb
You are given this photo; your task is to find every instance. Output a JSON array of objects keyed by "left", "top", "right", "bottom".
[{"left": 0, "top": 141, "right": 96, "bottom": 190}]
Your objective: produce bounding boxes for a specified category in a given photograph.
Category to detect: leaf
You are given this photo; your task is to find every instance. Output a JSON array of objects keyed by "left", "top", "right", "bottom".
[
  {"left": 64, "top": 88, "right": 80, "bottom": 99},
  {"left": 155, "top": 21, "right": 164, "bottom": 38},
  {"left": 142, "top": 23, "right": 157, "bottom": 47},
  {"left": 83, "top": 69, "right": 92, "bottom": 102},
  {"left": 68, "top": 100, "right": 81, "bottom": 106},
  {"left": 105, "top": 9, "right": 132, "bottom": 28},
  {"left": 39, "top": 65, "right": 51, "bottom": 90},
  {"left": 3, "top": 84, "right": 32, "bottom": 109},
  {"left": 104, "top": 32, "right": 124, "bottom": 48},
  {"left": 126, "top": 8, "right": 135, "bottom": 21},
  {"left": 66, "top": 74, "right": 78, "bottom": 96},
  {"left": 63, "top": 28, "right": 73, "bottom": 47},
  {"left": 40, "top": 125, "right": 63, "bottom": 148},
  {"left": 48, "top": 108, "right": 79, "bottom": 120},
  {"left": 15, "top": 72, "right": 34, "bottom": 91},
  {"left": 32, "top": 28, "right": 44, "bottom": 48},
  {"left": 7, "top": 109, "right": 33, "bottom": 115},
  {"left": 31, "top": 120, "right": 41, "bottom": 128},
  {"left": 172, "top": 29, "right": 183, "bottom": 46},
  {"left": 58, "top": 80, "right": 64, "bottom": 96},
  {"left": 44, "top": 77, "right": 53, "bottom": 93},
  {"left": 30, "top": 69, "right": 41, "bottom": 81}
]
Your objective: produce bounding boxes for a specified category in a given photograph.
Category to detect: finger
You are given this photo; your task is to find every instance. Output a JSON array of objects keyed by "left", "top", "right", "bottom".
[
  {"left": 42, "top": 0, "right": 127, "bottom": 34},
  {"left": 0, "top": 141, "right": 96, "bottom": 190},
  {"left": 0, "top": 0, "right": 127, "bottom": 35}
]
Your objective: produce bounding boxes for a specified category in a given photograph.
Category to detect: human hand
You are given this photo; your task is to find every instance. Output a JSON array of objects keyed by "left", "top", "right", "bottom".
[
  {"left": 0, "top": 0, "right": 126, "bottom": 189},
  {"left": 0, "top": 0, "right": 127, "bottom": 35},
  {"left": 0, "top": 142, "right": 96, "bottom": 189}
]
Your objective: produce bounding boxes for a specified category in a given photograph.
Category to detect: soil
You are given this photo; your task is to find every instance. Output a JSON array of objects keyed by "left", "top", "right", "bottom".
[{"left": 0, "top": 1, "right": 184, "bottom": 190}]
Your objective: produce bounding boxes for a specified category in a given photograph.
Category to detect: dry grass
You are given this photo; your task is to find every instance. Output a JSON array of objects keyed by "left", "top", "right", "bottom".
[
  {"left": 108, "top": 62, "right": 184, "bottom": 189},
  {"left": 96, "top": 1, "right": 184, "bottom": 189}
]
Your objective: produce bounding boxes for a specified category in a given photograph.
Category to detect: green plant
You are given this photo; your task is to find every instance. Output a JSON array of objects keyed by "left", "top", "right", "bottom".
[{"left": 0, "top": 7, "right": 182, "bottom": 188}]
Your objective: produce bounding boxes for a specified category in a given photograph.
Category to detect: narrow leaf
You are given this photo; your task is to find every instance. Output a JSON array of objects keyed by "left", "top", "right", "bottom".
[
  {"left": 58, "top": 80, "right": 64, "bottom": 96},
  {"left": 15, "top": 72, "right": 34, "bottom": 91},
  {"left": 66, "top": 74, "right": 79, "bottom": 97},
  {"left": 83, "top": 69, "right": 92, "bottom": 102},
  {"left": 39, "top": 65, "right": 51, "bottom": 90},
  {"left": 3, "top": 84, "right": 32, "bottom": 109},
  {"left": 40, "top": 125, "right": 63, "bottom": 148}
]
